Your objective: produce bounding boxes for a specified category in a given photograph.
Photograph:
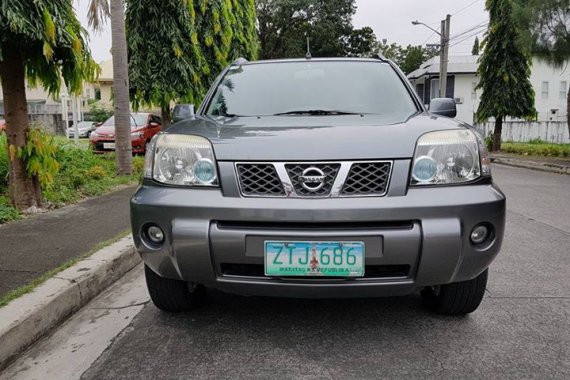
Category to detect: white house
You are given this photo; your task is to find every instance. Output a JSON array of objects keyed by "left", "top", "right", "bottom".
[{"left": 408, "top": 55, "right": 569, "bottom": 125}]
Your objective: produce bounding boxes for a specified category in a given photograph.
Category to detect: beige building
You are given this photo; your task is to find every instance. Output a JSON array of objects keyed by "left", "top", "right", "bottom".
[{"left": 94, "top": 59, "right": 114, "bottom": 104}]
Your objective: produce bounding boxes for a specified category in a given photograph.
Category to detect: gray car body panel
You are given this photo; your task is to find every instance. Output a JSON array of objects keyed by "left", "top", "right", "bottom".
[{"left": 130, "top": 57, "right": 506, "bottom": 298}]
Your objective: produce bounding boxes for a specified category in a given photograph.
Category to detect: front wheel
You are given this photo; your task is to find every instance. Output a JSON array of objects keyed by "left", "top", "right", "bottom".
[
  {"left": 144, "top": 264, "right": 206, "bottom": 312},
  {"left": 421, "top": 269, "right": 488, "bottom": 315}
]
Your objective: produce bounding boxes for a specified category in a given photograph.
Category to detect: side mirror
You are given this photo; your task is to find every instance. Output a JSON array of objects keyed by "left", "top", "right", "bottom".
[
  {"left": 429, "top": 98, "right": 457, "bottom": 118},
  {"left": 172, "top": 104, "right": 195, "bottom": 122},
  {"left": 149, "top": 122, "right": 159, "bottom": 127}
]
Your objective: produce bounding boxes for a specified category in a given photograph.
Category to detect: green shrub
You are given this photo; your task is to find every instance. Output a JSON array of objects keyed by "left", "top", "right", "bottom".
[
  {"left": 528, "top": 138, "right": 544, "bottom": 145},
  {"left": 86, "top": 165, "right": 108, "bottom": 180},
  {"left": 0, "top": 195, "right": 20, "bottom": 223},
  {"left": 0, "top": 134, "right": 8, "bottom": 194},
  {"left": 501, "top": 141, "right": 570, "bottom": 157}
]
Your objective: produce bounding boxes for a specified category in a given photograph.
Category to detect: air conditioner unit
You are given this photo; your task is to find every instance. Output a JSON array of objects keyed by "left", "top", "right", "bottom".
[{"left": 454, "top": 97, "right": 464, "bottom": 104}]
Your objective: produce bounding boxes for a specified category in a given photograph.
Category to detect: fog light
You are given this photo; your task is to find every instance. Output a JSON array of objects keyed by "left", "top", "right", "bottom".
[
  {"left": 147, "top": 225, "right": 164, "bottom": 244},
  {"left": 470, "top": 225, "right": 489, "bottom": 245}
]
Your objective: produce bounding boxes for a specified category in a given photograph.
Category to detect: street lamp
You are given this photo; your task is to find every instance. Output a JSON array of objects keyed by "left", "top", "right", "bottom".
[{"left": 412, "top": 15, "right": 451, "bottom": 98}]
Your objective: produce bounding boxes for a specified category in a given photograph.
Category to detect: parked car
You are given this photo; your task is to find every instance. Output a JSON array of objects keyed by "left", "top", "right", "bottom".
[
  {"left": 67, "top": 121, "right": 97, "bottom": 138},
  {"left": 131, "top": 57, "right": 506, "bottom": 315},
  {"left": 89, "top": 113, "right": 162, "bottom": 154}
]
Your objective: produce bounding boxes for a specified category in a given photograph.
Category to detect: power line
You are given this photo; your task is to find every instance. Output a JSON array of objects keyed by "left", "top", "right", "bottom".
[
  {"left": 451, "top": 0, "right": 483, "bottom": 17},
  {"left": 450, "top": 29, "right": 486, "bottom": 48},
  {"left": 449, "top": 22, "right": 488, "bottom": 42}
]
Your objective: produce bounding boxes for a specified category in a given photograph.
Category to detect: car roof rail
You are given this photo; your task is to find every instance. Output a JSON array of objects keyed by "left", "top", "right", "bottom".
[
  {"left": 232, "top": 57, "right": 248, "bottom": 65},
  {"left": 374, "top": 53, "right": 388, "bottom": 62}
]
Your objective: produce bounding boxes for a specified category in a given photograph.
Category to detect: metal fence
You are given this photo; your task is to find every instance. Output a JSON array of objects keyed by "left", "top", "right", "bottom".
[{"left": 475, "top": 121, "right": 569, "bottom": 144}]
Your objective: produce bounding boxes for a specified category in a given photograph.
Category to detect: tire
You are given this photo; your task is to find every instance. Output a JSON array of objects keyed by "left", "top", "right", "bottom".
[
  {"left": 421, "top": 269, "right": 488, "bottom": 315},
  {"left": 144, "top": 264, "right": 206, "bottom": 312}
]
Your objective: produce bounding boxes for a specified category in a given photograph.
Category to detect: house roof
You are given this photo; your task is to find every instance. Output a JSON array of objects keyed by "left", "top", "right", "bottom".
[
  {"left": 97, "top": 59, "right": 113, "bottom": 82},
  {"left": 407, "top": 55, "right": 479, "bottom": 79}
]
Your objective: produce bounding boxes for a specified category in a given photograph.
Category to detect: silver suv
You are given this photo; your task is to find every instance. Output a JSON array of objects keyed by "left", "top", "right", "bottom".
[{"left": 131, "top": 57, "right": 505, "bottom": 315}]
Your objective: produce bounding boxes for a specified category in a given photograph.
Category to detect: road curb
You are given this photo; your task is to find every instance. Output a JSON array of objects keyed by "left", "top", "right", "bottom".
[
  {"left": 492, "top": 157, "right": 570, "bottom": 175},
  {"left": 0, "top": 236, "right": 140, "bottom": 371}
]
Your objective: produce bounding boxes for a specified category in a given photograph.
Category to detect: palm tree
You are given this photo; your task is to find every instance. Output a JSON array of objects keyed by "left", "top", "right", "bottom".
[
  {"left": 0, "top": 0, "right": 96, "bottom": 208},
  {"left": 88, "top": 0, "right": 132, "bottom": 174}
]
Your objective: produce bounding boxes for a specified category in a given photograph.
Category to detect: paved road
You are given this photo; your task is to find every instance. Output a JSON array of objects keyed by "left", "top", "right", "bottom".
[
  {"left": 0, "top": 186, "right": 136, "bottom": 297},
  {"left": 2, "top": 165, "right": 569, "bottom": 379}
]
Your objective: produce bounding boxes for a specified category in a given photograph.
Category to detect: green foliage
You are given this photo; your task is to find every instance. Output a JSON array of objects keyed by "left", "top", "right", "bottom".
[
  {"left": 378, "top": 41, "right": 439, "bottom": 74},
  {"left": 0, "top": 0, "right": 98, "bottom": 96},
  {"left": 0, "top": 196, "right": 20, "bottom": 223},
  {"left": 501, "top": 141, "right": 570, "bottom": 156},
  {"left": 257, "top": 0, "right": 370, "bottom": 59},
  {"left": 476, "top": 0, "right": 536, "bottom": 122},
  {"left": 472, "top": 37, "right": 480, "bottom": 55},
  {"left": 16, "top": 128, "right": 60, "bottom": 189},
  {"left": 126, "top": 0, "right": 258, "bottom": 114},
  {"left": 514, "top": 0, "right": 570, "bottom": 66},
  {"left": 87, "top": 101, "right": 113, "bottom": 122}
]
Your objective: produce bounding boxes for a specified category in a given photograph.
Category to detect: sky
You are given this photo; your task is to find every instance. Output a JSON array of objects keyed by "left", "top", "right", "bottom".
[{"left": 76, "top": 0, "right": 489, "bottom": 63}]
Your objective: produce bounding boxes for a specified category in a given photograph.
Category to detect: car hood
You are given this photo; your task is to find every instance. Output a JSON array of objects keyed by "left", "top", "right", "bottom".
[{"left": 165, "top": 114, "right": 472, "bottom": 161}]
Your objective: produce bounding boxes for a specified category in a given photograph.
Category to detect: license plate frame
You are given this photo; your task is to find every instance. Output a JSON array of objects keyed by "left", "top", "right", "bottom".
[
  {"left": 264, "top": 241, "right": 365, "bottom": 277},
  {"left": 103, "top": 142, "right": 116, "bottom": 150}
]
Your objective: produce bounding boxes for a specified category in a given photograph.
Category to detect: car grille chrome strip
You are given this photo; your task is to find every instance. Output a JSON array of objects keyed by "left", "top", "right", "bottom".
[{"left": 235, "top": 161, "right": 393, "bottom": 198}]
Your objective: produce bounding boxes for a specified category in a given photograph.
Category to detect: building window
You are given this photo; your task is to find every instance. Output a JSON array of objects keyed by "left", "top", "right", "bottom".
[
  {"left": 430, "top": 79, "right": 440, "bottom": 100},
  {"left": 541, "top": 81, "right": 549, "bottom": 99},
  {"left": 560, "top": 81, "right": 567, "bottom": 100},
  {"left": 95, "top": 89, "right": 101, "bottom": 101},
  {"left": 471, "top": 82, "right": 478, "bottom": 100}
]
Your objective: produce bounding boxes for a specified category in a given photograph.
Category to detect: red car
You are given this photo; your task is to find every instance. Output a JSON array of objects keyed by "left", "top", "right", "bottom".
[{"left": 89, "top": 113, "right": 162, "bottom": 154}]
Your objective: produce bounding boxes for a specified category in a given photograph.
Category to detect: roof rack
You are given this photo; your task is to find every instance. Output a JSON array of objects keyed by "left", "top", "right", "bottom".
[{"left": 232, "top": 57, "right": 249, "bottom": 65}]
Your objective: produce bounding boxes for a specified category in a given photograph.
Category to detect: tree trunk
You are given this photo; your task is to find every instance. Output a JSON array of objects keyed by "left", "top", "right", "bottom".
[
  {"left": 492, "top": 116, "right": 503, "bottom": 152},
  {"left": 111, "top": 0, "right": 132, "bottom": 175},
  {"left": 161, "top": 105, "right": 171, "bottom": 130},
  {"left": 0, "top": 45, "right": 42, "bottom": 209},
  {"left": 567, "top": 86, "right": 569, "bottom": 139}
]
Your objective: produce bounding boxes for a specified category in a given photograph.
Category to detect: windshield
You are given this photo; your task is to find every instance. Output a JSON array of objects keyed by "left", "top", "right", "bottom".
[
  {"left": 206, "top": 61, "right": 417, "bottom": 120},
  {"left": 102, "top": 114, "right": 148, "bottom": 127}
]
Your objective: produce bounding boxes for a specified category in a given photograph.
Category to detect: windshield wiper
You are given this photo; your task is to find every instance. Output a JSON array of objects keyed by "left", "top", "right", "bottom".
[{"left": 273, "top": 110, "right": 361, "bottom": 116}]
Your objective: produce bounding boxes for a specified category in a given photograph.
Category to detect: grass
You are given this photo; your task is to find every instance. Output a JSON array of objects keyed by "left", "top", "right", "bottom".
[
  {"left": 0, "top": 134, "right": 144, "bottom": 223},
  {"left": 500, "top": 140, "right": 570, "bottom": 158},
  {"left": 0, "top": 230, "right": 130, "bottom": 308}
]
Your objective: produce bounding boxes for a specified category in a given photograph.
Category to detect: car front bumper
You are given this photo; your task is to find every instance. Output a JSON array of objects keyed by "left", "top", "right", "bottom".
[{"left": 131, "top": 181, "right": 505, "bottom": 298}]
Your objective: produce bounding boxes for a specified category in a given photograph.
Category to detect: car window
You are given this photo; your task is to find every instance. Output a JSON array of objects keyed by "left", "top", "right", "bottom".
[
  {"left": 101, "top": 114, "right": 148, "bottom": 127},
  {"left": 150, "top": 115, "right": 161, "bottom": 124},
  {"left": 206, "top": 61, "right": 418, "bottom": 121}
]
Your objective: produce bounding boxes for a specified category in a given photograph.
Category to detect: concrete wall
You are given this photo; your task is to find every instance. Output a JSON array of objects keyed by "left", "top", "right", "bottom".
[
  {"left": 30, "top": 114, "right": 66, "bottom": 136},
  {"left": 475, "top": 121, "right": 569, "bottom": 144}
]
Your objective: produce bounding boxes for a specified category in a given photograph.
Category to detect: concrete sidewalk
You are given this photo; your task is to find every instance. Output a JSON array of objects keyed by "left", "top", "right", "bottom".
[
  {"left": 0, "top": 185, "right": 137, "bottom": 298},
  {"left": 491, "top": 153, "right": 570, "bottom": 175}
]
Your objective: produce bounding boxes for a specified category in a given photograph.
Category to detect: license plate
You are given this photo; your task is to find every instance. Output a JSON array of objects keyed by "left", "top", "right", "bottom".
[
  {"left": 103, "top": 143, "right": 115, "bottom": 150},
  {"left": 264, "top": 241, "right": 365, "bottom": 277}
]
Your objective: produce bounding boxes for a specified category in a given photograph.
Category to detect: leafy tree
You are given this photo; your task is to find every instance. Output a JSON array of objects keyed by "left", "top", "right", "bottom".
[
  {"left": 377, "top": 41, "right": 439, "bottom": 74},
  {"left": 127, "top": 0, "right": 258, "bottom": 126},
  {"left": 472, "top": 36, "right": 480, "bottom": 55},
  {"left": 476, "top": 0, "right": 536, "bottom": 152},
  {"left": 0, "top": 0, "right": 97, "bottom": 208},
  {"left": 257, "top": 0, "right": 365, "bottom": 59},
  {"left": 344, "top": 27, "right": 378, "bottom": 57},
  {"left": 88, "top": 0, "right": 132, "bottom": 175},
  {"left": 515, "top": 0, "right": 570, "bottom": 136}
]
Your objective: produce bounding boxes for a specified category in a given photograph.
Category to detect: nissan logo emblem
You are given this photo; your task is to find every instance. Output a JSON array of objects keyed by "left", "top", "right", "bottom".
[{"left": 300, "top": 167, "right": 326, "bottom": 191}]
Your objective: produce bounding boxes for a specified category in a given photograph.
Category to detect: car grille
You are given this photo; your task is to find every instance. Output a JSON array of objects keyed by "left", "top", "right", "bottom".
[
  {"left": 285, "top": 163, "right": 341, "bottom": 197},
  {"left": 236, "top": 163, "right": 285, "bottom": 196},
  {"left": 341, "top": 162, "right": 392, "bottom": 196},
  {"left": 235, "top": 161, "right": 392, "bottom": 198}
]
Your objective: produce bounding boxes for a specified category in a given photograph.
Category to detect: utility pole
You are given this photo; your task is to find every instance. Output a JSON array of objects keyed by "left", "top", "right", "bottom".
[
  {"left": 412, "top": 14, "right": 451, "bottom": 98},
  {"left": 439, "top": 14, "right": 451, "bottom": 98}
]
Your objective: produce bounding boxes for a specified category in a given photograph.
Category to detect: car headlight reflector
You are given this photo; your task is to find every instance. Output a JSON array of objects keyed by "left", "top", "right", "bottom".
[
  {"left": 145, "top": 134, "right": 218, "bottom": 187},
  {"left": 411, "top": 130, "right": 481, "bottom": 185}
]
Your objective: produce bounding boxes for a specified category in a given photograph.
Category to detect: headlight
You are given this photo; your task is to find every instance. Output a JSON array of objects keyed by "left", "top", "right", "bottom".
[
  {"left": 90, "top": 132, "right": 99, "bottom": 138},
  {"left": 144, "top": 134, "right": 219, "bottom": 187},
  {"left": 411, "top": 129, "right": 485, "bottom": 185}
]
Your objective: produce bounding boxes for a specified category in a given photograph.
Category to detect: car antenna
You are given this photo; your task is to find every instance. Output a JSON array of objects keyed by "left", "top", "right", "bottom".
[{"left": 305, "top": 35, "right": 312, "bottom": 59}]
